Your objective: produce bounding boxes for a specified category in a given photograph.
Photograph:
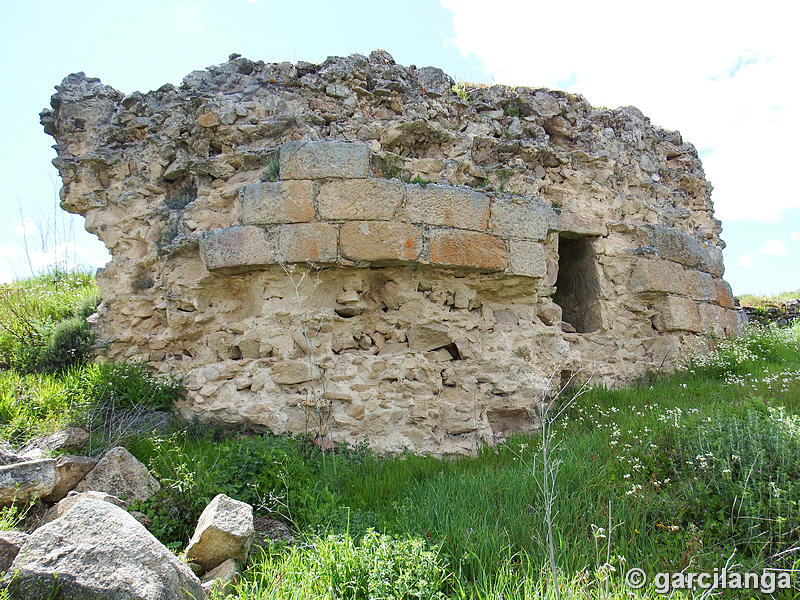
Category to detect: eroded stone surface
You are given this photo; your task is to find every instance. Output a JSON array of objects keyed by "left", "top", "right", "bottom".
[
  {"left": 0, "top": 460, "right": 58, "bottom": 506},
  {"left": 40, "top": 51, "right": 740, "bottom": 455},
  {"left": 186, "top": 494, "right": 254, "bottom": 572},
  {"left": 74, "top": 447, "right": 159, "bottom": 504},
  {"left": 3, "top": 498, "right": 204, "bottom": 600},
  {"left": 0, "top": 531, "right": 28, "bottom": 574},
  {"left": 42, "top": 455, "right": 98, "bottom": 503}
]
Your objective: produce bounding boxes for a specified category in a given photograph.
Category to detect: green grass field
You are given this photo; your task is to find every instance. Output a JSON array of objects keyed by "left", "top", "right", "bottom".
[
  {"left": 3, "top": 273, "right": 800, "bottom": 599},
  {"left": 738, "top": 289, "right": 800, "bottom": 307}
]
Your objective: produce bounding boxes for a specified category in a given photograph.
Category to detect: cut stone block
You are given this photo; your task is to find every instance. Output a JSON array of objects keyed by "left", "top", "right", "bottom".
[
  {"left": 200, "top": 225, "right": 274, "bottom": 272},
  {"left": 318, "top": 179, "right": 403, "bottom": 220},
  {"left": 630, "top": 259, "right": 689, "bottom": 296},
  {"left": 689, "top": 270, "right": 716, "bottom": 302},
  {"left": 279, "top": 140, "right": 370, "bottom": 179},
  {"left": 654, "top": 296, "right": 701, "bottom": 332},
  {"left": 651, "top": 226, "right": 724, "bottom": 276},
  {"left": 558, "top": 212, "right": 607, "bottom": 237},
  {"left": 403, "top": 184, "right": 490, "bottom": 231},
  {"left": 240, "top": 180, "right": 315, "bottom": 224},
  {"left": 275, "top": 223, "right": 338, "bottom": 263},
  {"left": 428, "top": 229, "right": 508, "bottom": 271},
  {"left": 340, "top": 221, "right": 422, "bottom": 263},
  {"left": 714, "top": 278, "right": 736, "bottom": 308},
  {"left": 490, "top": 198, "right": 557, "bottom": 240},
  {"left": 508, "top": 240, "right": 546, "bottom": 277},
  {"left": 699, "top": 302, "right": 742, "bottom": 336}
]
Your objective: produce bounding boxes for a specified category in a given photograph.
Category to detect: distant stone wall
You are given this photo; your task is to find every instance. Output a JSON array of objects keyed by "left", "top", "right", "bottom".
[{"left": 41, "top": 51, "right": 741, "bottom": 454}]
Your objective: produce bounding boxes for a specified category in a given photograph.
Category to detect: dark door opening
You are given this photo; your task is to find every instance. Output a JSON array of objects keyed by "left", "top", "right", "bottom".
[{"left": 553, "top": 236, "right": 602, "bottom": 333}]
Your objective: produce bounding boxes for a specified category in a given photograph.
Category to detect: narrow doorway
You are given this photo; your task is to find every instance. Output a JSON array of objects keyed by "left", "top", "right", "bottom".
[{"left": 553, "top": 236, "right": 602, "bottom": 333}]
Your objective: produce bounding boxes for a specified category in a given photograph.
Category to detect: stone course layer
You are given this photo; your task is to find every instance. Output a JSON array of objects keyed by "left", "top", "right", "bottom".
[{"left": 41, "top": 50, "right": 740, "bottom": 454}]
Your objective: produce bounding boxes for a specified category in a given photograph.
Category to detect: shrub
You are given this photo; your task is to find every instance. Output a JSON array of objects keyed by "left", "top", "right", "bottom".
[
  {"left": 0, "top": 361, "right": 183, "bottom": 447},
  {"left": 0, "top": 271, "right": 99, "bottom": 373},
  {"left": 87, "top": 361, "right": 181, "bottom": 411},
  {"left": 236, "top": 531, "right": 450, "bottom": 600},
  {"left": 260, "top": 152, "right": 280, "bottom": 182},
  {"left": 206, "top": 434, "right": 335, "bottom": 528},
  {"left": 73, "top": 290, "right": 101, "bottom": 320},
  {"left": 35, "top": 316, "right": 93, "bottom": 372},
  {"left": 686, "top": 323, "right": 800, "bottom": 379}
]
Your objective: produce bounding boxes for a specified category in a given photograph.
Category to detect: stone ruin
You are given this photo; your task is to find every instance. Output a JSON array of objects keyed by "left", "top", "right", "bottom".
[{"left": 40, "top": 50, "right": 740, "bottom": 454}]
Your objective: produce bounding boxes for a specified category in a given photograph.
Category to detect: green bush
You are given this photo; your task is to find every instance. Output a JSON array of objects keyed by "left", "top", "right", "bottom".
[
  {"left": 0, "top": 361, "right": 183, "bottom": 447},
  {"left": 73, "top": 291, "right": 101, "bottom": 320},
  {"left": 87, "top": 361, "right": 181, "bottom": 411},
  {"left": 0, "top": 271, "right": 99, "bottom": 373},
  {"left": 235, "top": 531, "right": 450, "bottom": 600},
  {"left": 686, "top": 323, "right": 800, "bottom": 379},
  {"left": 35, "top": 316, "right": 93, "bottom": 372}
]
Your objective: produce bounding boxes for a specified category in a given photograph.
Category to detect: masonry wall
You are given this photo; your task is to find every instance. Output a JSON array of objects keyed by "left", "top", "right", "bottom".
[{"left": 41, "top": 51, "right": 740, "bottom": 454}]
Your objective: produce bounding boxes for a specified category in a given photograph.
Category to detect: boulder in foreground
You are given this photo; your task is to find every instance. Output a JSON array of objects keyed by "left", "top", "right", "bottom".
[{"left": 2, "top": 497, "right": 204, "bottom": 600}]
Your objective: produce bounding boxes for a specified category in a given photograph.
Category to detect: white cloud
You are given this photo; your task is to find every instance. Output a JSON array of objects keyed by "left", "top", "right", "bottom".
[
  {"left": 791, "top": 231, "right": 800, "bottom": 241},
  {"left": 441, "top": 0, "right": 800, "bottom": 223},
  {"left": 738, "top": 253, "right": 755, "bottom": 269},
  {"left": 759, "top": 239, "right": 788, "bottom": 256}
]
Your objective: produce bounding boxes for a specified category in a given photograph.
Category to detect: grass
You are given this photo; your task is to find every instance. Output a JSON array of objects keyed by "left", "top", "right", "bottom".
[
  {"left": 0, "top": 270, "right": 99, "bottom": 373},
  {"left": 738, "top": 289, "right": 800, "bottom": 307},
  {"left": 0, "top": 271, "right": 182, "bottom": 452}
]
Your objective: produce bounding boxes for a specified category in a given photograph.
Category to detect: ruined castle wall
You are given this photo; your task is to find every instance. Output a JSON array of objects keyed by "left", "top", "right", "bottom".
[{"left": 40, "top": 51, "right": 740, "bottom": 454}]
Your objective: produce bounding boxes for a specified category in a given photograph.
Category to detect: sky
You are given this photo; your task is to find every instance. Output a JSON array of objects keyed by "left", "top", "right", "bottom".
[{"left": 1, "top": 0, "right": 798, "bottom": 295}]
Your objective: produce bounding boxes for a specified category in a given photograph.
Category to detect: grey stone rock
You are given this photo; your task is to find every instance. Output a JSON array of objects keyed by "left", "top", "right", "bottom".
[
  {"left": 200, "top": 558, "right": 238, "bottom": 595},
  {"left": 417, "top": 66, "right": 453, "bottom": 98},
  {"left": 2, "top": 497, "right": 205, "bottom": 600},
  {"left": 0, "top": 443, "right": 23, "bottom": 466},
  {"left": 0, "top": 531, "right": 28, "bottom": 574},
  {"left": 0, "top": 459, "right": 58, "bottom": 506},
  {"left": 42, "top": 455, "right": 98, "bottom": 503},
  {"left": 21, "top": 428, "right": 89, "bottom": 456},
  {"left": 74, "top": 446, "right": 159, "bottom": 505},
  {"left": 252, "top": 516, "right": 295, "bottom": 547},
  {"left": 651, "top": 226, "right": 724, "bottom": 276},
  {"left": 186, "top": 494, "right": 254, "bottom": 572},
  {"left": 41, "top": 490, "right": 125, "bottom": 525},
  {"left": 279, "top": 140, "right": 369, "bottom": 180}
]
